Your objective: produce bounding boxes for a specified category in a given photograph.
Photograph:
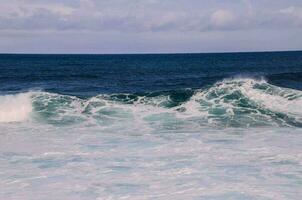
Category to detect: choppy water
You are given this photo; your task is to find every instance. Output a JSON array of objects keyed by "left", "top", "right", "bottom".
[{"left": 0, "top": 52, "right": 302, "bottom": 200}]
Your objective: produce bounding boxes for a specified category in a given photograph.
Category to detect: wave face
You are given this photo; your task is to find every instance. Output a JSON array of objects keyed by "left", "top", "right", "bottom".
[{"left": 3, "top": 78, "right": 301, "bottom": 128}]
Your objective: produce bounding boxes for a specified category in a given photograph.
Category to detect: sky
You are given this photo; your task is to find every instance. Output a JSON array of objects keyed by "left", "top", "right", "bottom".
[{"left": 0, "top": 0, "right": 302, "bottom": 54}]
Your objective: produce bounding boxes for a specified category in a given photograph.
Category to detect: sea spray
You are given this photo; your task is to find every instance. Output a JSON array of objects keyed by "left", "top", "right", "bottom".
[{"left": 0, "top": 92, "right": 32, "bottom": 122}]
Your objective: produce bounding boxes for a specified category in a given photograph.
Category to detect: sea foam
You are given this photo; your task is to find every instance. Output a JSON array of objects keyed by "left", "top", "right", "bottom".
[{"left": 0, "top": 92, "right": 32, "bottom": 122}]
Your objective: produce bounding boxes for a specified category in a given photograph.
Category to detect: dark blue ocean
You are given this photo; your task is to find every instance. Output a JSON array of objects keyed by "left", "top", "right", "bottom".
[
  {"left": 1, "top": 51, "right": 302, "bottom": 95},
  {"left": 1, "top": 52, "right": 302, "bottom": 200}
]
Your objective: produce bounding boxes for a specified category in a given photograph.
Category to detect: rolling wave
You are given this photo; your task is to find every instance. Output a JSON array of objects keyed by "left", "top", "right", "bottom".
[{"left": 1, "top": 78, "right": 302, "bottom": 128}]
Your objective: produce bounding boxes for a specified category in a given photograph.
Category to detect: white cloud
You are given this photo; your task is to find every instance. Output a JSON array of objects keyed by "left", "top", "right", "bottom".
[
  {"left": 210, "top": 9, "right": 236, "bottom": 28},
  {"left": 1, "top": 0, "right": 302, "bottom": 32},
  {"left": 278, "top": 6, "right": 302, "bottom": 25},
  {"left": 1, "top": 0, "right": 302, "bottom": 53}
]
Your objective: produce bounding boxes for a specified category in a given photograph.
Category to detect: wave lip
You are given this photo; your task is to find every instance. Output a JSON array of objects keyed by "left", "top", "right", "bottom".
[{"left": 0, "top": 93, "right": 33, "bottom": 123}]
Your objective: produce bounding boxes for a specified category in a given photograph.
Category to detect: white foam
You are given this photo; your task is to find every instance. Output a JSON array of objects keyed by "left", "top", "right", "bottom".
[
  {"left": 240, "top": 80, "right": 302, "bottom": 116},
  {"left": 0, "top": 93, "right": 33, "bottom": 123},
  {"left": 176, "top": 78, "right": 302, "bottom": 126}
]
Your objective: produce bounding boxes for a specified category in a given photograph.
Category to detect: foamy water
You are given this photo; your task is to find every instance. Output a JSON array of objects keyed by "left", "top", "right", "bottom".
[
  {"left": 0, "top": 93, "right": 32, "bottom": 123},
  {"left": 0, "top": 78, "right": 302, "bottom": 200}
]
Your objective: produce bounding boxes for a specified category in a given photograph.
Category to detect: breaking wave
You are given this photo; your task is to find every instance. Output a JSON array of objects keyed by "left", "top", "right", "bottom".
[
  {"left": 1, "top": 78, "right": 302, "bottom": 128},
  {"left": 0, "top": 92, "right": 32, "bottom": 123}
]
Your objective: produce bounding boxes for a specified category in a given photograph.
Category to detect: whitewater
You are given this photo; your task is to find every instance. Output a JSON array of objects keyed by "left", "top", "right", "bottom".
[{"left": 1, "top": 78, "right": 302, "bottom": 200}]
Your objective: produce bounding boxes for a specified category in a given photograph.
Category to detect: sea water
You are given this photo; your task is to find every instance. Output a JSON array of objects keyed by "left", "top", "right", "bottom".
[{"left": 0, "top": 52, "right": 302, "bottom": 200}]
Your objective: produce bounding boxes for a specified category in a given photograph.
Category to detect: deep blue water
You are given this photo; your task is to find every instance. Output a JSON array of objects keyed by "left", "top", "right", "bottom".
[{"left": 1, "top": 51, "right": 302, "bottom": 96}]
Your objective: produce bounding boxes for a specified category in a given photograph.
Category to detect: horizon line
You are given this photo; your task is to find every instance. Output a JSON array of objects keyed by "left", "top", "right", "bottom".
[{"left": 0, "top": 49, "right": 301, "bottom": 55}]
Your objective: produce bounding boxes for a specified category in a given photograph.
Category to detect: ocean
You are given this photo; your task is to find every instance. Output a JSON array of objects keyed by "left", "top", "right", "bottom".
[{"left": 0, "top": 52, "right": 302, "bottom": 200}]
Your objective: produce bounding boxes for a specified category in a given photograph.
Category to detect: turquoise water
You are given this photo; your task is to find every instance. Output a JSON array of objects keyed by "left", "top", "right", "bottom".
[{"left": 0, "top": 52, "right": 302, "bottom": 199}]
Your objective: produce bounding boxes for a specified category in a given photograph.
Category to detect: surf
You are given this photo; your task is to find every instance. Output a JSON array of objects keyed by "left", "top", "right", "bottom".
[
  {"left": 0, "top": 92, "right": 32, "bottom": 123},
  {"left": 1, "top": 78, "right": 301, "bottom": 128}
]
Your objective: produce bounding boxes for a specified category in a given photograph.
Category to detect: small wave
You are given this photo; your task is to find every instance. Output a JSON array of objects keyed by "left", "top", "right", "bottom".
[{"left": 1, "top": 78, "right": 302, "bottom": 127}]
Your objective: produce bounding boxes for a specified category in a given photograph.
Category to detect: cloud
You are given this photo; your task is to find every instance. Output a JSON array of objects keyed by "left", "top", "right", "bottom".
[
  {"left": 210, "top": 9, "right": 236, "bottom": 28},
  {"left": 278, "top": 6, "right": 302, "bottom": 26},
  {"left": 0, "top": 0, "right": 302, "bottom": 53},
  {"left": 0, "top": 0, "right": 302, "bottom": 33}
]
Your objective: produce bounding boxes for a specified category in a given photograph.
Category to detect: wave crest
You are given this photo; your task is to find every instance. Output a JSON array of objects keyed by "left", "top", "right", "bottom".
[
  {"left": 1, "top": 78, "right": 302, "bottom": 127},
  {"left": 185, "top": 78, "right": 302, "bottom": 127}
]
